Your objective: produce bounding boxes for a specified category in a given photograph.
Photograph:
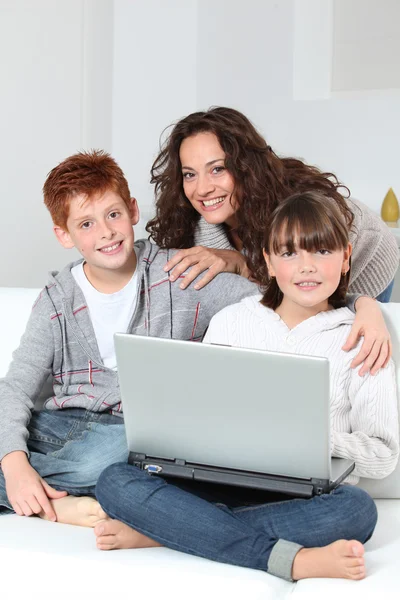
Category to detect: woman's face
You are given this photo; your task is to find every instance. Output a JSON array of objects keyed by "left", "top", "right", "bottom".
[{"left": 179, "top": 132, "right": 238, "bottom": 228}]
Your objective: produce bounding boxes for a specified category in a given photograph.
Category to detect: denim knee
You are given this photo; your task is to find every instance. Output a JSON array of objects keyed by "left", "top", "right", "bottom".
[
  {"left": 336, "top": 485, "right": 378, "bottom": 542},
  {"left": 96, "top": 462, "right": 146, "bottom": 511},
  {"left": 96, "top": 462, "right": 126, "bottom": 501}
]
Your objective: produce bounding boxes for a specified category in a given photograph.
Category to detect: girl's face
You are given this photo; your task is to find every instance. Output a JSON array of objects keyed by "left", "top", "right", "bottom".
[
  {"left": 263, "top": 239, "right": 352, "bottom": 315},
  {"left": 179, "top": 132, "right": 238, "bottom": 228}
]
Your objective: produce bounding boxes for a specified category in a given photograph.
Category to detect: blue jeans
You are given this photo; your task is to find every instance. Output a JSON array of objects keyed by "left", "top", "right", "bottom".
[
  {"left": 96, "top": 463, "right": 378, "bottom": 581},
  {"left": 375, "top": 279, "right": 394, "bottom": 302},
  {"left": 0, "top": 408, "right": 128, "bottom": 511}
]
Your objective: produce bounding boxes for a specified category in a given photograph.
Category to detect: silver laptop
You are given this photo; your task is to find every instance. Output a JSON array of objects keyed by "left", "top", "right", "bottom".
[{"left": 114, "top": 334, "right": 354, "bottom": 498}]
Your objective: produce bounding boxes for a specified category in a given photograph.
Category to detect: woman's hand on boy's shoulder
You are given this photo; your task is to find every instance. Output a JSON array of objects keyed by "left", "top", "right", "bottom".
[
  {"left": 342, "top": 296, "right": 392, "bottom": 376},
  {"left": 164, "top": 246, "right": 251, "bottom": 290}
]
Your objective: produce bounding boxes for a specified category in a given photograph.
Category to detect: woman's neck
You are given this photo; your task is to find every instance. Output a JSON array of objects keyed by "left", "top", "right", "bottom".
[
  {"left": 224, "top": 215, "right": 243, "bottom": 251},
  {"left": 228, "top": 229, "right": 243, "bottom": 251}
]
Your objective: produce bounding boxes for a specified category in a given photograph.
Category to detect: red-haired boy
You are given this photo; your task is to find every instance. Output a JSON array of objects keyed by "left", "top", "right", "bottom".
[{"left": 0, "top": 150, "right": 257, "bottom": 526}]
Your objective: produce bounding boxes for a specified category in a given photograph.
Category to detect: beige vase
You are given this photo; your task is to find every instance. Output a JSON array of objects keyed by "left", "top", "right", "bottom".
[{"left": 381, "top": 188, "right": 399, "bottom": 227}]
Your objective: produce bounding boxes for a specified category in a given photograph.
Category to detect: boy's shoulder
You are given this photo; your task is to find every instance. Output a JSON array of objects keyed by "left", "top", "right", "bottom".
[
  {"left": 33, "top": 258, "right": 85, "bottom": 312},
  {"left": 139, "top": 240, "right": 259, "bottom": 301}
]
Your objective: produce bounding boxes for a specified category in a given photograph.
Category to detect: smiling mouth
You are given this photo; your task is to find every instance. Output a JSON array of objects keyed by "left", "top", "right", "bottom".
[
  {"left": 295, "top": 282, "right": 321, "bottom": 288},
  {"left": 202, "top": 197, "right": 225, "bottom": 207},
  {"left": 98, "top": 241, "right": 122, "bottom": 253}
]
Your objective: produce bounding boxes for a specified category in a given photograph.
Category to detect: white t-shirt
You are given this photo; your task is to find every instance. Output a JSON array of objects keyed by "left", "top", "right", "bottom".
[{"left": 71, "top": 262, "right": 138, "bottom": 370}]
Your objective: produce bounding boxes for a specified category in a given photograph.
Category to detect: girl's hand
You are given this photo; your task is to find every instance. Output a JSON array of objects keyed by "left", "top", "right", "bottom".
[
  {"left": 164, "top": 246, "right": 250, "bottom": 290},
  {"left": 342, "top": 297, "right": 392, "bottom": 376}
]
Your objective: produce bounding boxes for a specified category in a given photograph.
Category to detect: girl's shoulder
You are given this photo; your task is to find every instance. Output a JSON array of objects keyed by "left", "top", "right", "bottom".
[
  {"left": 317, "top": 306, "right": 355, "bottom": 329},
  {"left": 205, "top": 294, "right": 275, "bottom": 347},
  {"left": 207, "top": 294, "right": 275, "bottom": 330},
  {"left": 311, "top": 307, "right": 356, "bottom": 347}
]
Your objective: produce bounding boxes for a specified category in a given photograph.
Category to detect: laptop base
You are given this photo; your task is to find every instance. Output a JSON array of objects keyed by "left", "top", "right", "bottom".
[{"left": 128, "top": 452, "right": 353, "bottom": 498}]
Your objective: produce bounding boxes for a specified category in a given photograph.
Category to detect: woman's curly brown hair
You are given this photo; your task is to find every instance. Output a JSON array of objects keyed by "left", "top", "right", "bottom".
[{"left": 147, "top": 106, "right": 353, "bottom": 283}]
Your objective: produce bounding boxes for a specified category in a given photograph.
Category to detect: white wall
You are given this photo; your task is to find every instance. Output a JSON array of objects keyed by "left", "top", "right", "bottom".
[
  {"left": 112, "top": 0, "right": 198, "bottom": 228},
  {"left": 197, "top": 0, "right": 400, "bottom": 212},
  {"left": 1, "top": 0, "right": 399, "bottom": 286},
  {"left": 0, "top": 0, "right": 113, "bottom": 287},
  {"left": 113, "top": 0, "right": 400, "bottom": 214}
]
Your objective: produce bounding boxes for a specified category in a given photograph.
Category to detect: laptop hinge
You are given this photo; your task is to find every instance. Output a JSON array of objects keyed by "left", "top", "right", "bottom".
[
  {"left": 129, "top": 452, "right": 146, "bottom": 468},
  {"left": 310, "top": 478, "right": 332, "bottom": 496}
]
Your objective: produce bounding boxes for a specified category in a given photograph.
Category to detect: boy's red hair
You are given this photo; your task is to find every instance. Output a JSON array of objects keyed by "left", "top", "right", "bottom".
[{"left": 43, "top": 150, "right": 131, "bottom": 229}]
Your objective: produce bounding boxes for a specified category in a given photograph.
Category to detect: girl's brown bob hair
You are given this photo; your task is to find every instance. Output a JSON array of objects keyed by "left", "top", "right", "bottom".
[
  {"left": 261, "top": 191, "right": 351, "bottom": 310},
  {"left": 147, "top": 106, "right": 353, "bottom": 283}
]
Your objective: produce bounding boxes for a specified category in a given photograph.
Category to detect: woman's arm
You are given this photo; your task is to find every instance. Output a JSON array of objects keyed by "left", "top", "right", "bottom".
[
  {"left": 343, "top": 296, "right": 392, "bottom": 375},
  {"left": 332, "top": 360, "right": 399, "bottom": 479},
  {"left": 347, "top": 198, "right": 399, "bottom": 298}
]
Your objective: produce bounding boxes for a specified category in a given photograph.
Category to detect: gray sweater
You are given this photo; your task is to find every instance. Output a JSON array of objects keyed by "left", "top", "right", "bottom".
[
  {"left": 194, "top": 198, "right": 399, "bottom": 298},
  {"left": 0, "top": 239, "right": 258, "bottom": 461}
]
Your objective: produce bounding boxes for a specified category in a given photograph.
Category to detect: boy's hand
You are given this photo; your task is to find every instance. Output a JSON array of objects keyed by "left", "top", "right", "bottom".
[{"left": 1, "top": 451, "right": 68, "bottom": 520}]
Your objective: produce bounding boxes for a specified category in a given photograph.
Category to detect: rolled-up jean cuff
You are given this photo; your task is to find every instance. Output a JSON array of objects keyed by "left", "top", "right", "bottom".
[{"left": 267, "top": 539, "right": 303, "bottom": 581}]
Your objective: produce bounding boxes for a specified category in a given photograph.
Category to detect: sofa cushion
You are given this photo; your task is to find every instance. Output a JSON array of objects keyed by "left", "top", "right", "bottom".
[
  {"left": 0, "top": 514, "right": 293, "bottom": 600},
  {"left": 357, "top": 303, "right": 400, "bottom": 499},
  {"left": 0, "top": 499, "right": 397, "bottom": 599},
  {"left": 0, "top": 288, "right": 41, "bottom": 378}
]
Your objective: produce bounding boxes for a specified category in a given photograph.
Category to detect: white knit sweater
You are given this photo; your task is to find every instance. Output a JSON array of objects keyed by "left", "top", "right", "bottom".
[{"left": 203, "top": 295, "right": 399, "bottom": 484}]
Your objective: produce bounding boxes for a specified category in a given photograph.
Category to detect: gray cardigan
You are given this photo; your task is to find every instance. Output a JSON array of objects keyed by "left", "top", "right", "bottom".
[
  {"left": 0, "top": 239, "right": 258, "bottom": 461},
  {"left": 194, "top": 198, "right": 399, "bottom": 298}
]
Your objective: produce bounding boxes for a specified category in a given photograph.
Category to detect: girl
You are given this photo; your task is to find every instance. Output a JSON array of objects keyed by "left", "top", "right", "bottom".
[
  {"left": 94, "top": 191, "right": 399, "bottom": 582},
  {"left": 147, "top": 106, "right": 398, "bottom": 374}
]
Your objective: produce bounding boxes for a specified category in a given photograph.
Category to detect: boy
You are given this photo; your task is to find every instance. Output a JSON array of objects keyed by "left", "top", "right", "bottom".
[{"left": 0, "top": 150, "right": 258, "bottom": 527}]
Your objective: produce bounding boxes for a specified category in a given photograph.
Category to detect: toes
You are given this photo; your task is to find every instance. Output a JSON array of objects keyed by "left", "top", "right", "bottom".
[
  {"left": 345, "top": 557, "right": 364, "bottom": 568},
  {"left": 96, "top": 539, "right": 116, "bottom": 551},
  {"left": 94, "top": 519, "right": 118, "bottom": 537},
  {"left": 347, "top": 564, "right": 366, "bottom": 580},
  {"left": 96, "top": 534, "right": 116, "bottom": 545},
  {"left": 94, "top": 524, "right": 106, "bottom": 537},
  {"left": 348, "top": 540, "right": 364, "bottom": 558}
]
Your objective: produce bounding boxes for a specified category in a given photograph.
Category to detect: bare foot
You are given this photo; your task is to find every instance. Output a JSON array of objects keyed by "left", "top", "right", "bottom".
[
  {"left": 39, "top": 495, "right": 108, "bottom": 528},
  {"left": 292, "top": 539, "right": 365, "bottom": 581},
  {"left": 94, "top": 518, "right": 162, "bottom": 551}
]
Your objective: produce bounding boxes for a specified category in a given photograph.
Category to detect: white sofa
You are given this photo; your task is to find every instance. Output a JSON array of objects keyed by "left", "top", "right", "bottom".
[{"left": 0, "top": 288, "right": 400, "bottom": 600}]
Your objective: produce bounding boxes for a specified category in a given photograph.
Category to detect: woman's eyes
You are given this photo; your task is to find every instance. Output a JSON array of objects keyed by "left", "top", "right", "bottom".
[
  {"left": 182, "top": 166, "right": 225, "bottom": 179},
  {"left": 317, "top": 249, "right": 331, "bottom": 255}
]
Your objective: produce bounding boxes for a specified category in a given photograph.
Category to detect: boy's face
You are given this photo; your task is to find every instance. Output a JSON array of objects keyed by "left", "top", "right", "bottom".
[{"left": 54, "top": 190, "right": 139, "bottom": 278}]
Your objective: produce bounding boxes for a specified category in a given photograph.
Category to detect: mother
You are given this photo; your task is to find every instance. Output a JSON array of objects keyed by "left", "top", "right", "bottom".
[
  {"left": 147, "top": 107, "right": 399, "bottom": 372},
  {"left": 148, "top": 107, "right": 397, "bottom": 298}
]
